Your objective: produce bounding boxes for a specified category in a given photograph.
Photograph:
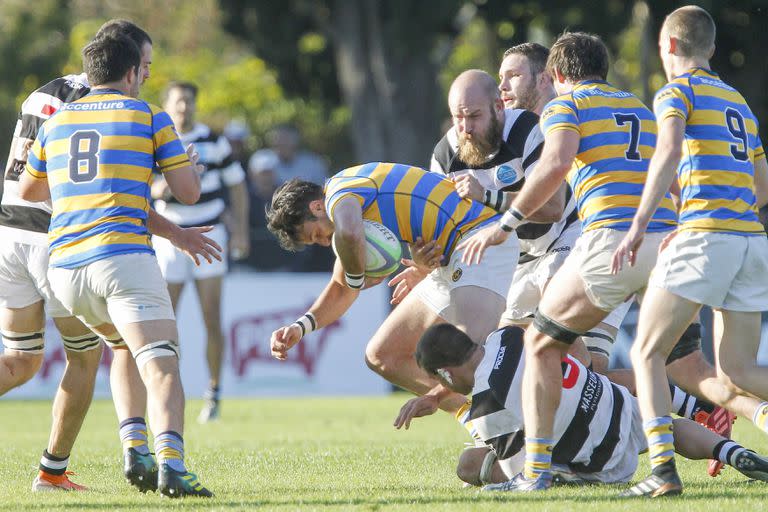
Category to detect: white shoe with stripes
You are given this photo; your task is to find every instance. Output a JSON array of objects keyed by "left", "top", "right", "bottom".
[{"left": 619, "top": 472, "right": 682, "bottom": 498}]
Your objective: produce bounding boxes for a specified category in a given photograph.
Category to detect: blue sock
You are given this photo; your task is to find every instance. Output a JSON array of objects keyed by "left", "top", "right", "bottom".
[
  {"left": 155, "top": 431, "right": 186, "bottom": 472},
  {"left": 119, "top": 417, "right": 150, "bottom": 455}
]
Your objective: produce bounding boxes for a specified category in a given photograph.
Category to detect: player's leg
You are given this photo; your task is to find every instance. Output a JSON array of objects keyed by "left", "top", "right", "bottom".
[
  {"left": 33, "top": 315, "right": 102, "bottom": 492},
  {"left": 457, "top": 447, "right": 508, "bottom": 486},
  {"left": 521, "top": 264, "right": 610, "bottom": 488},
  {"left": 670, "top": 417, "right": 768, "bottom": 482},
  {"left": 622, "top": 287, "right": 700, "bottom": 497},
  {"left": 714, "top": 310, "right": 768, "bottom": 398},
  {"left": 0, "top": 302, "right": 44, "bottom": 393},
  {"left": 193, "top": 275, "right": 224, "bottom": 423},
  {"left": 364, "top": 290, "right": 445, "bottom": 399}
]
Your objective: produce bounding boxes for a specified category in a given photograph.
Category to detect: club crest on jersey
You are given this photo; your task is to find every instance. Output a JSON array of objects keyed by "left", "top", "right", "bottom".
[
  {"left": 451, "top": 268, "right": 463, "bottom": 282},
  {"left": 495, "top": 164, "right": 517, "bottom": 185}
]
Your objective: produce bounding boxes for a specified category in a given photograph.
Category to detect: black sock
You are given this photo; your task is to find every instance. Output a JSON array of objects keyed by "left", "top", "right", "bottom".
[{"left": 39, "top": 449, "right": 68, "bottom": 476}]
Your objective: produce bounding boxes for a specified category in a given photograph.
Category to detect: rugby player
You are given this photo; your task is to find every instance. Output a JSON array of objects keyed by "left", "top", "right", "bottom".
[
  {"left": 152, "top": 81, "right": 250, "bottom": 423},
  {"left": 414, "top": 323, "right": 768, "bottom": 488},
  {"left": 455, "top": 32, "right": 677, "bottom": 491},
  {"left": 612, "top": 6, "right": 768, "bottom": 497},
  {"left": 0, "top": 20, "right": 220, "bottom": 492},
  {"left": 267, "top": 162, "right": 516, "bottom": 418},
  {"left": 19, "top": 34, "right": 212, "bottom": 498}
]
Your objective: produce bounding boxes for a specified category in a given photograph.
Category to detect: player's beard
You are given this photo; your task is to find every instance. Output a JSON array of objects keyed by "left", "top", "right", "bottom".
[
  {"left": 457, "top": 112, "right": 503, "bottom": 167},
  {"left": 511, "top": 78, "right": 541, "bottom": 112}
]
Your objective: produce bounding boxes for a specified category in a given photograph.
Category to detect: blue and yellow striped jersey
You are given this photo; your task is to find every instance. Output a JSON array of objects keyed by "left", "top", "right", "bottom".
[
  {"left": 654, "top": 68, "right": 766, "bottom": 236},
  {"left": 324, "top": 162, "right": 500, "bottom": 259},
  {"left": 26, "top": 88, "right": 190, "bottom": 268},
  {"left": 541, "top": 81, "right": 677, "bottom": 233}
]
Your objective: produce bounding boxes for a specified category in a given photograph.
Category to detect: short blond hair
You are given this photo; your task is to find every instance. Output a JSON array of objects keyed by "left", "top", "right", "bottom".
[{"left": 663, "top": 5, "right": 716, "bottom": 58}]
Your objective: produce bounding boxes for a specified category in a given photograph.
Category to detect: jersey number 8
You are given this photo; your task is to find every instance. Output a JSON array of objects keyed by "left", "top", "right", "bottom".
[{"left": 68, "top": 130, "right": 101, "bottom": 183}]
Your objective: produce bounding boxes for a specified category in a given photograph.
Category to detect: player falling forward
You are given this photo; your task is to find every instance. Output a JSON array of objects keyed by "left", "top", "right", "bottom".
[
  {"left": 19, "top": 34, "right": 212, "bottom": 498},
  {"left": 613, "top": 5, "right": 768, "bottom": 497},
  {"left": 267, "top": 162, "right": 516, "bottom": 420},
  {"left": 415, "top": 323, "right": 768, "bottom": 488}
]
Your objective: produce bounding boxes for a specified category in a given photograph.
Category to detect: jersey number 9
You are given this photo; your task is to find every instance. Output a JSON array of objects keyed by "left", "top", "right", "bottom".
[
  {"left": 68, "top": 130, "right": 101, "bottom": 183},
  {"left": 725, "top": 108, "right": 749, "bottom": 162}
]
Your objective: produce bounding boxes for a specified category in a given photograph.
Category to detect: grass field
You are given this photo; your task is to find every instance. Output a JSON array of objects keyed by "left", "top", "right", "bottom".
[{"left": 1, "top": 395, "right": 767, "bottom": 511}]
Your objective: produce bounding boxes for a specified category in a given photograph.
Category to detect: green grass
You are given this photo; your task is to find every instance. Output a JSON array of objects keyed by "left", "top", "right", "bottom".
[{"left": 0, "top": 395, "right": 766, "bottom": 511}]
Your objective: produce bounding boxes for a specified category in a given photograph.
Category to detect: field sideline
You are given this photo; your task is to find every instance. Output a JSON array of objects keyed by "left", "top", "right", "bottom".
[{"left": 0, "top": 395, "right": 766, "bottom": 511}]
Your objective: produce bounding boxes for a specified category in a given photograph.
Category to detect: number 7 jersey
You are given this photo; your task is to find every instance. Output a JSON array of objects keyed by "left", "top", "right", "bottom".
[
  {"left": 541, "top": 81, "right": 677, "bottom": 233},
  {"left": 25, "top": 89, "right": 190, "bottom": 269},
  {"left": 654, "top": 68, "right": 766, "bottom": 236}
]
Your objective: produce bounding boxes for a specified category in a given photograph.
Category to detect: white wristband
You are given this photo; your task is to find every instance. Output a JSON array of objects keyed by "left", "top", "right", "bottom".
[
  {"left": 344, "top": 272, "right": 365, "bottom": 289},
  {"left": 292, "top": 313, "right": 317, "bottom": 338},
  {"left": 499, "top": 207, "right": 526, "bottom": 232}
]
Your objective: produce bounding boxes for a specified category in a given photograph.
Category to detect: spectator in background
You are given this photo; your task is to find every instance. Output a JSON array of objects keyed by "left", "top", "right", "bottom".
[
  {"left": 152, "top": 81, "right": 250, "bottom": 423},
  {"left": 223, "top": 119, "right": 251, "bottom": 171},
  {"left": 246, "top": 124, "right": 332, "bottom": 272}
]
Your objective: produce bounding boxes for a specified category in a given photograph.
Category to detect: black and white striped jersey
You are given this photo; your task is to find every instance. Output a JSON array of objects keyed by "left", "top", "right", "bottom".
[
  {"left": 430, "top": 109, "right": 578, "bottom": 261},
  {"left": 468, "top": 326, "right": 637, "bottom": 478},
  {"left": 154, "top": 123, "right": 245, "bottom": 227},
  {"left": 0, "top": 73, "right": 90, "bottom": 245}
]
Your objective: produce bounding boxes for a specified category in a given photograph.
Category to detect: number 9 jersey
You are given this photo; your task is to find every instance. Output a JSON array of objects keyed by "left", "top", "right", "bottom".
[
  {"left": 654, "top": 68, "right": 766, "bottom": 236},
  {"left": 540, "top": 81, "right": 677, "bottom": 234},
  {"left": 25, "top": 88, "right": 190, "bottom": 269}
]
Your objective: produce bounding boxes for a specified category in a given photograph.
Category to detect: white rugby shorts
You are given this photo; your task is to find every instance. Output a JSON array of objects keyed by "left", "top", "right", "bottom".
[
  {"left": 0, "top": 241, "right": 70, "bottom": 317},
  {"left": 153, "top": 223, "right": 228, "bottom": 283},
  {"left": 412, "top": 225, "right": 519, "bottom": 324},
  {"left": 557, "top": 228, "right": 668, "bottom": 312},
  {"left": 649, "top": 230, "right": 768, "bottom": 312},
  {"left": 48, "top": 253, "right": 175, "bottom": 330}
]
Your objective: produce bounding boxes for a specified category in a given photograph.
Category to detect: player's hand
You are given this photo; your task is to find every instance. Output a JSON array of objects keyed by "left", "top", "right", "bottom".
[
  {"left": 170, "top": 225, "right": 223, "bottom": 266},
  {"left": 453, "top": 175, "right": 485, "bottom": 202},
  {"left": 270, "top": 324, "right": 303, "bottom": 360},
  {"left": 393, "top": 394, "right": 440, "bottom": 430},
  {"left": 456, "top": 224, "right": 509, "bottom": 265},
  {"left": 408, "top": 237, "right": 442, "bottom": 272},
  {"left": 186, "top": 143, "right": 205, "bottom": 175},
  {"left": 388, "top": 262, "right": 429, "bottom": 305},
  {"left": 229, "top": 230, "right": 250, "bottom": 260},
  {"left": 658, "top": 230, "right": 678, "bottom": 254},
  {"left": 611, "top": 225, "right": 645, "bottom": 274}
]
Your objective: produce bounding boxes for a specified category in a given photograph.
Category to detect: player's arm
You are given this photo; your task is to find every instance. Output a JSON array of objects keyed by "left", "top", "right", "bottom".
[
  {"left": 754, "top": 155, "right": 768, "bottom": 208},
  {"left": 152, "top": 108, "right": 200, "bottom": 204},
  {"left": 611, "top": 116, "right": 685, "bottom": 272},
  {"left": 270, "top": 259, "right": 360, "bottom": 360},
  {"left": 500, "top": 182, "right": 567, "bottom": 223},
  {"left": 227, "top": 177, "right": 250, "bottom": 260},
  {"left": 146, "top": 209, "right": 223, "bottom": 265},
  {"left": 163, "top": 164, "right": 200, "bottom": 205},
  {"left": 18, "top": 135, "right": 50, "bottom": 201},
  {"left": 329, "top": 195, "right": 366, "bottom": 279},
  {"left": 456, "top": 129, "right": 579, "bottom": 265}
]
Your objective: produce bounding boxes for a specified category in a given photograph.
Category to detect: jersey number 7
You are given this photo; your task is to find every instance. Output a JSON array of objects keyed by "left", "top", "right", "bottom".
[{"left": 613, "top": 113, "right": 642, "bottom": 162}]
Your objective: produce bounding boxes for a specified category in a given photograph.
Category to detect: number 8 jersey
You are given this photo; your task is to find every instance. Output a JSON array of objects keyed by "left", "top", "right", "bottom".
[
  {"left": 541, "top": 81, "right": 677, "bottom": 234},
  {"left": 25, "top": 88, "right": 190, "bottom": 269},
  {"left": 654, "top": 68, "right": 766, "bottom": 236}
]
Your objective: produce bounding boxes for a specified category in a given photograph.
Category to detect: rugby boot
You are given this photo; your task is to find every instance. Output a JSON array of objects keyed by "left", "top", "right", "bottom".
[
  {"left": 32, "top": 470, "right": 88, "bottom": 492},
  {"left": 197, "top": 397, "right": 220, "bottom": 424},
  {"left": 733, "top": 450, "right": 768, "bottom": 482},
  {"left": 124, "top": 447, "right": 158, "bottom": 492},
  {"left": 619, "top": 471, "right": 683, "bottom": 498},
  {"left": 705, "top": 407, "right": 737, "bottom": 477},
  {"left": 482, "top": 471, "right": 553, "bottom": 492},
  {"left": 158, "top": 463, "right": 213, "bottom": 498}
]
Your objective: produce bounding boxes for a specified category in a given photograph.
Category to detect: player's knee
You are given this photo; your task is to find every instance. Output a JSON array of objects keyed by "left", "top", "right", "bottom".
[
  {"left": 530, "top": 309, "right": 581, "bottom": 354},
  {"left": 2, "top": 351, "right": 43, "bottom": 385},
  {"left": 456, "top": 451, "right": 482, "bottom": 486},
  {"left": 133, "top": 340, "right": 180, "bottom": 373},
  {"left": 718, "top": 360, "right": 751, "bottom": 394},
  {"left": 364, "top": 343, "right": 392, "bottom": 377},
  {"left": 61, "top": 331, "right": 103, "bottom": 354}
]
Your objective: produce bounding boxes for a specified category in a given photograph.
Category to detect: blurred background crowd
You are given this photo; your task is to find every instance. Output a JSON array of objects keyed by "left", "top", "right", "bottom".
[{"left": 0, "top": 0, "right": 765, "bottom": 272}]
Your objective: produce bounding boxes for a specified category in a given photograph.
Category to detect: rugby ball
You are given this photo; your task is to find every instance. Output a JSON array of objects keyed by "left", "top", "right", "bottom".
[{"left": 332, "top": 221, "right": 402, "bottom": 278}]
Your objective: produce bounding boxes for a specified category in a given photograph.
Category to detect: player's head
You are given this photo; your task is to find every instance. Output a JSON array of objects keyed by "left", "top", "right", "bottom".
[
  {"left": 547, "top": 32, "right": 609, "bottom": 94},
  {"left": 448, "top": 69, "right": 505, "bottom": 167},
  {"left": 499, "top": 42, "right": 553, "bottom": 113},
  {"left": 95, "top": 19, "right": 153, "bottom": 84},
  {"left": 266, "top": 178, "right": 333, "bottom": 251},
  {"left": 659, "top": 6, "right": 716, "bottom": 80},
  {"left": 82, "top": 34, "right": 142, "bottom": 97},
  {"left": 415, "top": 324, "right": 481, "bottom": 395},
  {"left": 163, "top": 81, "right": 198, "bottom": 132}
]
